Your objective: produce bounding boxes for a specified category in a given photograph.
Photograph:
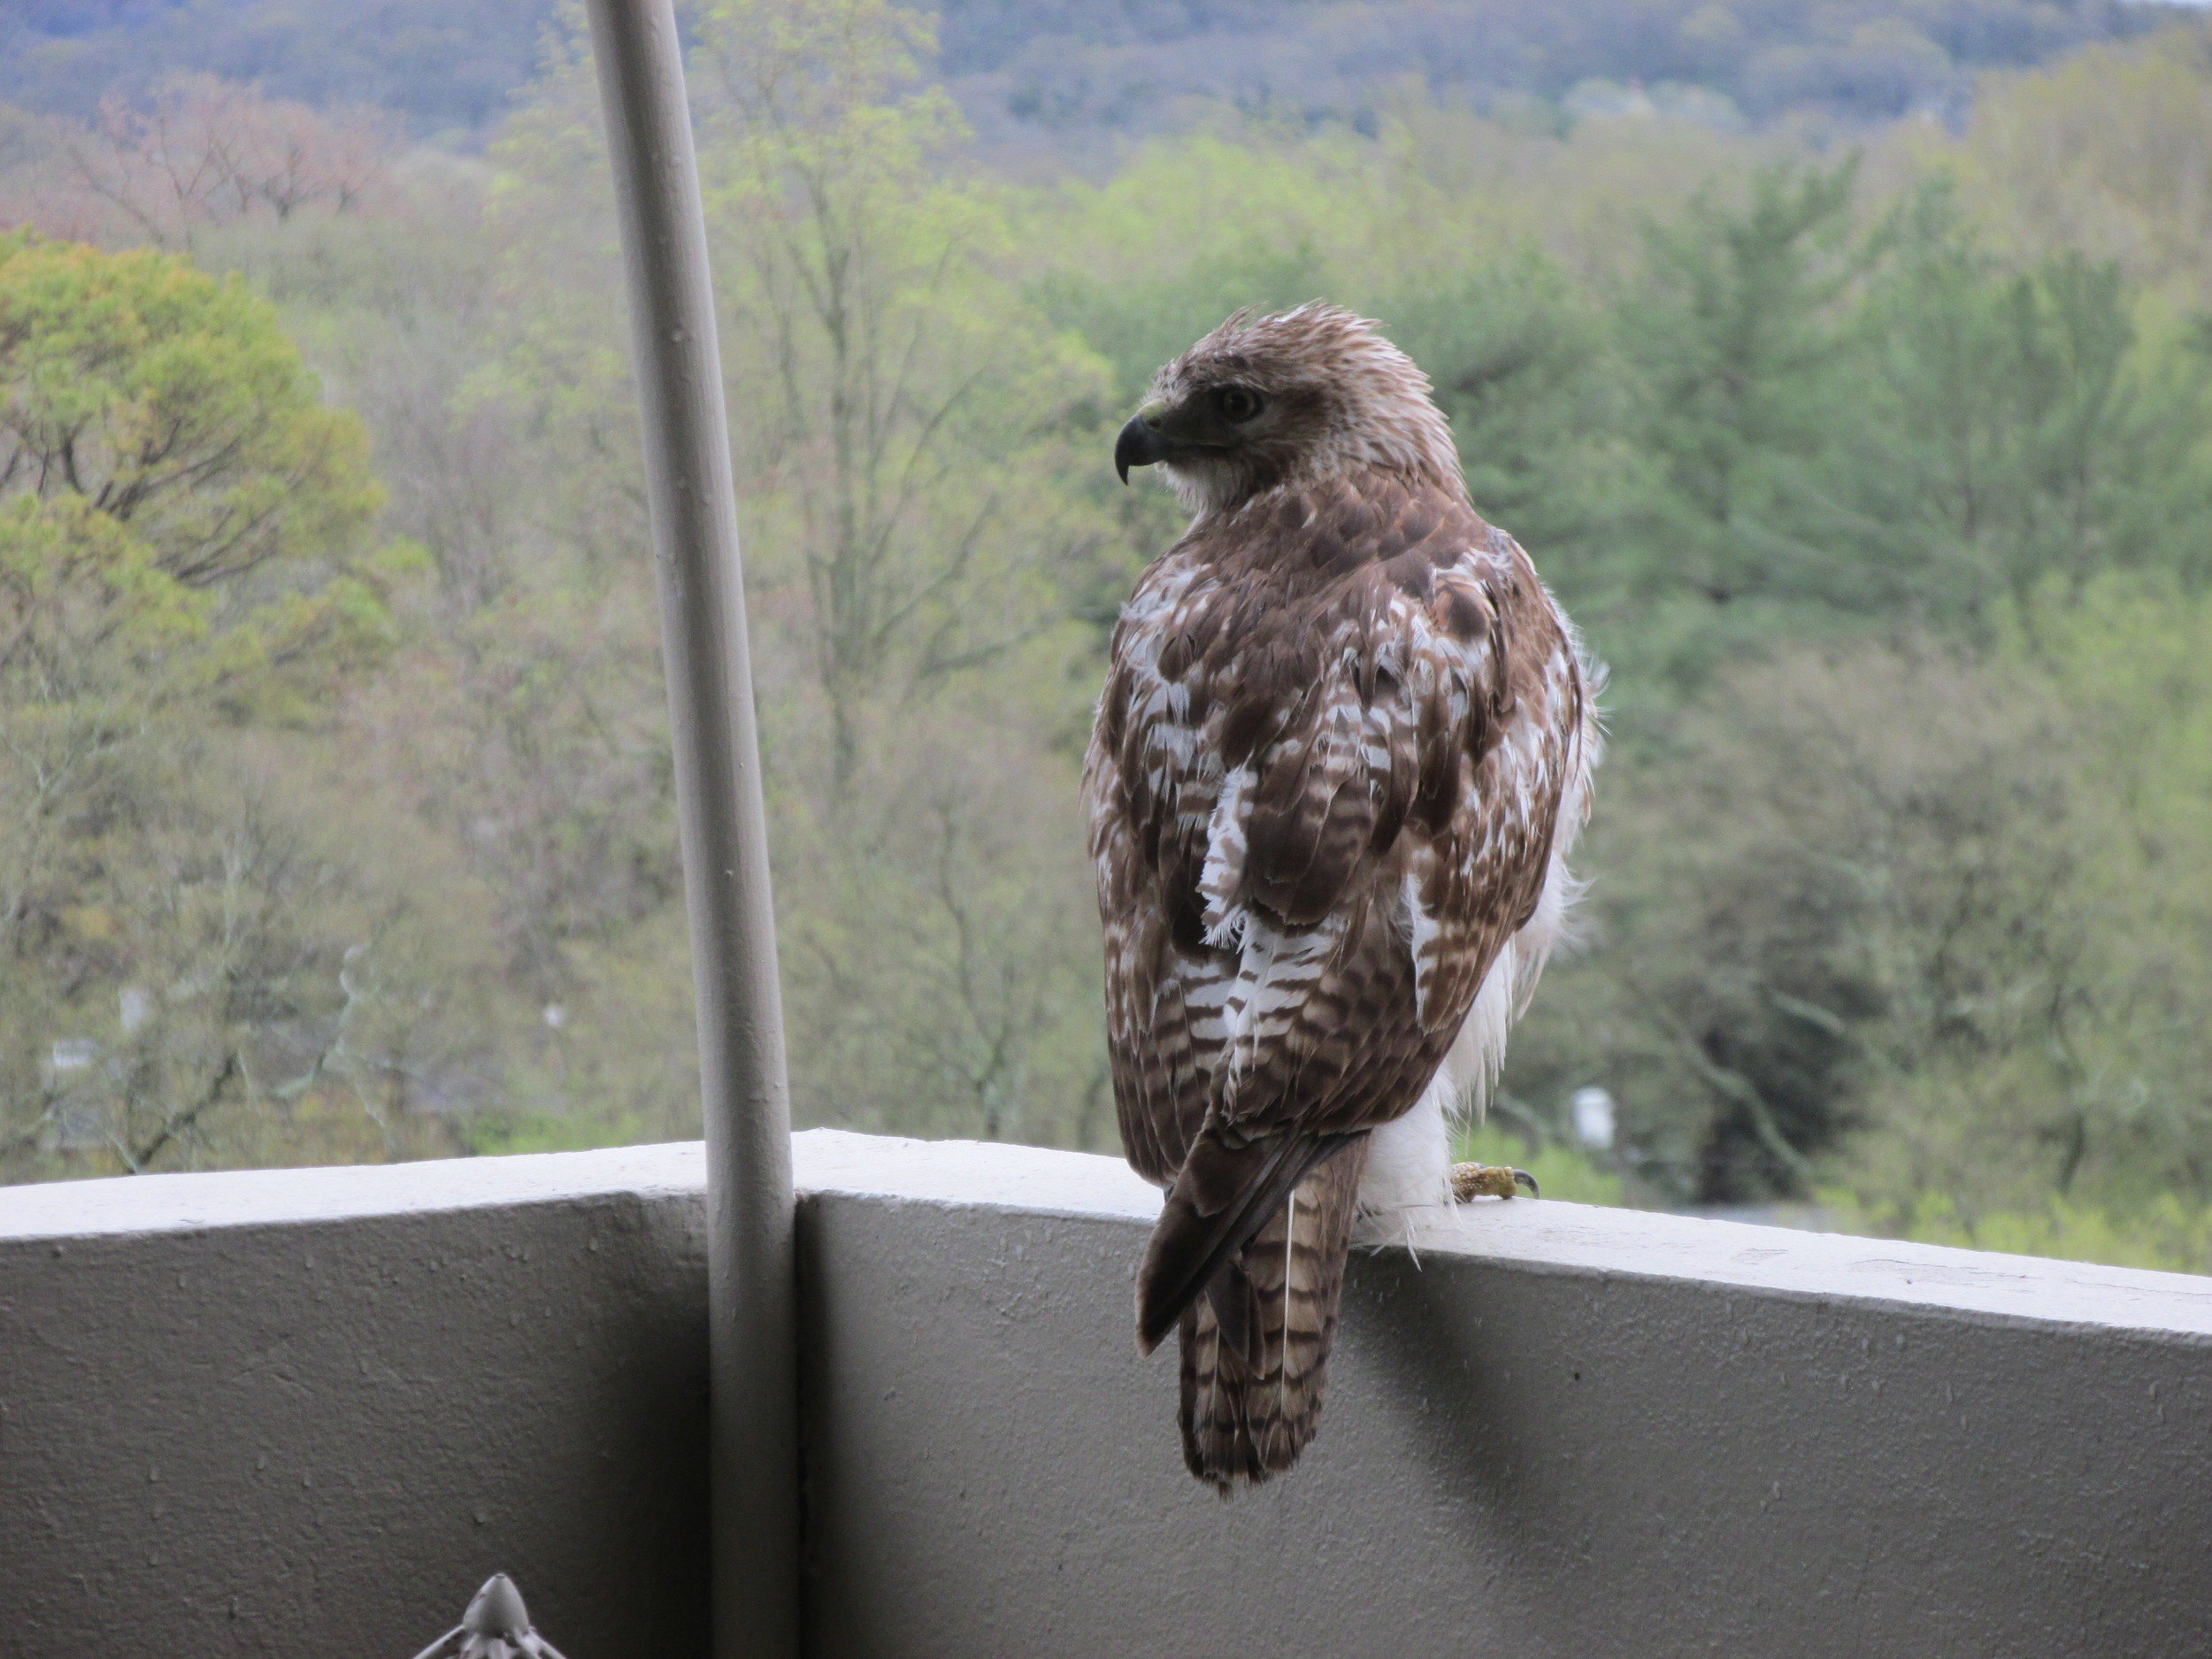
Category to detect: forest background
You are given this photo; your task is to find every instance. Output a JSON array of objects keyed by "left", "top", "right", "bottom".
[{"left": 4, "top": 0, "right": 2212, "bottom": 1275}]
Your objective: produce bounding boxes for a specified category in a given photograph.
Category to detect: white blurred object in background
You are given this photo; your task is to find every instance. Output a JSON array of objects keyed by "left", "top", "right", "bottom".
[{"left": 1571, "top": 1087, "right": 1617, "bottom": 1151}]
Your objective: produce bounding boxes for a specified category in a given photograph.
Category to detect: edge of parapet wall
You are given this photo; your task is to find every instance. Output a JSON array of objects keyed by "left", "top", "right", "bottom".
[{"left": 7, "top": 1129, "right": 2206, "bottom": 1341}]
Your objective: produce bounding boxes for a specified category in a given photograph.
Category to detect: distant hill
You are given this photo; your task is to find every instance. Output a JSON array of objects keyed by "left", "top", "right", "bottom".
[
  {"left": 0, "top": 0, "right": 556, "bottom": 140},
  {"left": 940, "top": 0, "right": 2192, "bottom": 147},
  {"left": 0, "top": 0, "right": 2197, "bottom": 143}
]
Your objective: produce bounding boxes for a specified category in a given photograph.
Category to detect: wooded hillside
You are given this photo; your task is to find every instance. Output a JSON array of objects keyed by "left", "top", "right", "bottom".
[{"left": 2, "top": 0, "right": 2195, "bottom": 141}]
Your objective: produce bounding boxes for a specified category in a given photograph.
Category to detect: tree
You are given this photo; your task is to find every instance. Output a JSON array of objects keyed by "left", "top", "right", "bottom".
[
  {"left": 680, "top": 0, "right": 1115, "bottom": 1140},
  {"left": 1840, "top": 183, "right": 2212, "bottom": 625},
  {"left": 1621, "top": 158, "right": 1863, "bottom": 619},
  {"left": 0, "top": 233, "right": 442, "bottom": 1177},
  {"left": 449, "top": 0, "right": 1121, "bottom": 1149},
  {"left": 1378, "top": 242, "right": 1656, "bottom": 645},
  {"left": 42, "top": 74, "right": 394, "bottom": 252},
  {"left": 1921, "top": 27, "right": 2212, "bottom": 307},
  {"left": 688, "top": 0, "right": 1110, "bottom": 792},
  {"left": 1505, "top": 584, "right": 2212, "bottom": 1213}
]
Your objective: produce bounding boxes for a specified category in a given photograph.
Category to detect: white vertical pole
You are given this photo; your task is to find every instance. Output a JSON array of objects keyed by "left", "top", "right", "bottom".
[{"left": 581, "top": 4, "right": 798, "bottom": 1655}]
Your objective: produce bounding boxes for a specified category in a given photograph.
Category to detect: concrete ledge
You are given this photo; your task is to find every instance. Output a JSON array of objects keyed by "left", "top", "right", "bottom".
[
  {"left": 795, "top": 1127, "right": 2212, "bottom": 1337},
  {"left": 4, "top": 1132, "right": 2210, "bottom": 1657},
  {"left": 0, "top": 1140, "right": 712, "bottom": 1240}
]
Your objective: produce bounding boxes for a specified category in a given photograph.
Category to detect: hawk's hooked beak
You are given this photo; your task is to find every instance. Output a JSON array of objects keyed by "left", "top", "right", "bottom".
[{"left": 1115, "top": 405, "right": 1170, "bottom": 484}]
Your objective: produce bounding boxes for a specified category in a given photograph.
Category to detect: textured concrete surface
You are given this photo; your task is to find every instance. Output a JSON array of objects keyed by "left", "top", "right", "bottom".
[
  {"left": 798, "top": 1133, "right": 2212, "bottom": 1659},
  {"left": 5, "top": 1133, "right": 2212, "bottom": 1657},
  {"left": 0, "top": 1145, "right": 715, "bottom": 1659}
]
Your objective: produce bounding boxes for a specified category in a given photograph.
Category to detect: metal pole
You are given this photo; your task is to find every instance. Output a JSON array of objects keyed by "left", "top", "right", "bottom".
[{"left": 581, "top": 4, "right": 798, "bottom": 1656}]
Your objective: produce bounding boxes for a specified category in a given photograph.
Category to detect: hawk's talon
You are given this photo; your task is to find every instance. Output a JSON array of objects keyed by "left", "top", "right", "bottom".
[{"left": 1450, "top": 1162, "right": 1539, "bottom": 1202}]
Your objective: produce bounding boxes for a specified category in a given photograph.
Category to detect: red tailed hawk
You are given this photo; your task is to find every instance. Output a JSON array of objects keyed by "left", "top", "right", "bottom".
[{"left": 1085, "top": 304, "right": 1598, "bottom": 1489}]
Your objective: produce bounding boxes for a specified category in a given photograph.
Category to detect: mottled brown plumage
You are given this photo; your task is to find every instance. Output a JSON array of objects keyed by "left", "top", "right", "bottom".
[{"left": 1086, "top": 304, "right": 1597, "bottom": 1489}]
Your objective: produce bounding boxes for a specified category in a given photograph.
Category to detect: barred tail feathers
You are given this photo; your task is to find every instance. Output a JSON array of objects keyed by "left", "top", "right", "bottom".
[
  {"left": 1178, "top": 1138, "right": 1370, "bottom": 1490},
  {"left": 1136, "top": 1124, "right": 1356, "bottom": 1355}
]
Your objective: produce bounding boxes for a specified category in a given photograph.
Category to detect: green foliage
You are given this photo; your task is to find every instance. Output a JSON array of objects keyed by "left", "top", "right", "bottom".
[
  {"left": 1912, "top": 28, "right": 2212, "bottom": 308},
  {"left": 1824, "top": 1187, "right": 2212, "bottom": 1278},
  {"left": 0, "top": 233, "right": 380, "bottom": 564},
  {"left": 1382, "top": 246, "right": 1634, "bottom": 566},
  {"left": 1628, "top": 159, "right": 1862, "bottom": 565},
  {"left": 0, "top": 235, "right": 454, "bottom": 1176},
  {"left": 0, "top": 233, "right": 396, "bottom": 717},
  {"left": 383, "top": 0, "right": 1125, "bottom": 1152},
  {"left": 462, "top": 1106, "right": 657, "bottom": 1156},
  {"left": 693, "top": 0, "right": 1113, "bottom": 786},
  {"left": 1517, "top": 574, "right": 2212, "bottom": 1217},
  {"left": 1840, "top": 182, "right": 2212, "bottom": 624}
]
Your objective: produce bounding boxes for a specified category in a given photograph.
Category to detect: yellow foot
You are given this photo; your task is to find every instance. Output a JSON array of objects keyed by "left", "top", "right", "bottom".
[{"left": 1450, "top": 1162, "right": 1540, "bottom": 1202}]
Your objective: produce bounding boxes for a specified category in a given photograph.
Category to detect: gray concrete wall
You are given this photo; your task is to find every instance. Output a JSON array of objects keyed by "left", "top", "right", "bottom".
[
  {"left": 796, "top": 1135, "right": 2212, "bottom": 1659},
  {"left": 0, "top": 1147, "right": 714, "bottom": 1659},
  {"left": 5, "top": 1133, "right": 2212, "bottom": 1657}
]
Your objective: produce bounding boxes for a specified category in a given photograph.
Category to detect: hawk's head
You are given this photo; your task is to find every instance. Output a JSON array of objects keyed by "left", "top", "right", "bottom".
[{"left": 1115, "top": 303, "right": 1462, "bottom": 516}]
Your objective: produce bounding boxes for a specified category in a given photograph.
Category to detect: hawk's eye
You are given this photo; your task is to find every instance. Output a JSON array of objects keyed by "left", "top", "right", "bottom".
[{"left": 1213, "top": 386, "right": 1263, "bottom": 424}]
